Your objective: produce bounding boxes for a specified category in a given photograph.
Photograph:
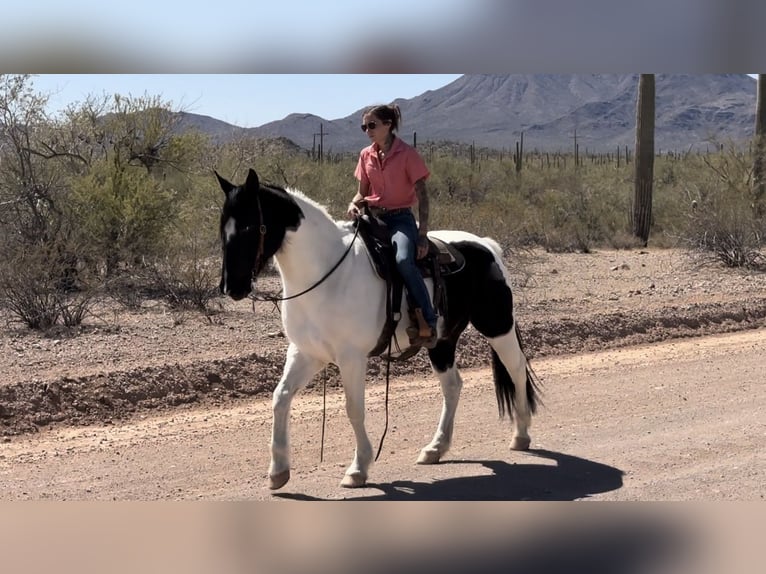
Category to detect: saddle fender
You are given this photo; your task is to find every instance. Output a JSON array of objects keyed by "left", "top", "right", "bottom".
[{"left": 354, "top": 214, "right": 466, "bottom": 358}]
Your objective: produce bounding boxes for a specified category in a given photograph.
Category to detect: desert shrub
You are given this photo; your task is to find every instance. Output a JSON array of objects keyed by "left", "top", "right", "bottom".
[
  {"left": 684, "top": 197, "right": 764, "bottom": 268},
  {"left": 0, "top": 241, "right": 99, "bottom": 329},
  {"left": 528, "top": 168, "right": 630, "bottom": 253},
  {"left": 105, "top": 273, "right": 151, "bottom": 310},
  {"left": 671, "top": 149, "right": 765, "bottom": 268},
  {"left": 0, "top": 276, "right": 61, "bottom": 329},
  {"left": 68, "top": 161, "right": 176, "bottom": 276},
  {"left": 147, "top": 248, "right": 221, "bottom": 313},
  {"left": 428, "top": 157, "right": 494, "bottom": 205},
  {"left": 431, "top": 192, "right": 531, "bottom": 251},
  {"left": 144, "top": 174, "right": 223, "bottom": 313}
]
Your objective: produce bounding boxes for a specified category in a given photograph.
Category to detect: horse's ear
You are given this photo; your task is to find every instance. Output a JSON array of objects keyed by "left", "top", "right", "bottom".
[
  {"left": 245, "top": 168, "right": 260, "bottom": 192},
  {"left": 214, "top": 170, "right": 234, "bottom": 196}
]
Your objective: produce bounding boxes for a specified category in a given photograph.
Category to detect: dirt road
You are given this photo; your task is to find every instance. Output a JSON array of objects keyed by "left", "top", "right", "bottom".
[{"left": 1, "top": 328, "right": 763, "bottom": 501}]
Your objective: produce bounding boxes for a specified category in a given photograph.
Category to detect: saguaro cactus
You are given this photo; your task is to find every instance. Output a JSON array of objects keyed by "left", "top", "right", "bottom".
[
  {"left": 753, "top": 75, "right": 765, "bottom": 207},
  {"left": 512, "top": 132, "right": 524, "bottom": 173},
  {"left": 633, "top": 74, "right": 655, "bottom": 246}
]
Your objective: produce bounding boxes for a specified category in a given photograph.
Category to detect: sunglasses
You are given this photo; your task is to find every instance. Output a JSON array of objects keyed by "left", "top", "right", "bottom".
[{"left": 361, "top": 120, "right": 389, "bottom": 132}]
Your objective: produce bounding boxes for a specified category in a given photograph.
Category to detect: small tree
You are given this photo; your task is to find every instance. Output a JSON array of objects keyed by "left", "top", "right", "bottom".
[
  {"left": 633, "top": 74, "right": 655, "bottom": 246},
  {"left": 0, "top": 74, "right": 61, "bottom": 245},
  {"left": 60, "top": 94, "right": 188, "bottom": 276},
  {"left": 0, "top": 75, "right": 101, "bottom": 328}
]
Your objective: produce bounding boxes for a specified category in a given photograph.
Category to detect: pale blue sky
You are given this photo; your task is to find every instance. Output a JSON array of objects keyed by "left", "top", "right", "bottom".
[
  {"left": 3, "top": 0, "right": 466, "bottom": 53},
  {"left": 2, "top": 1, "right": 483, "bottom": 72},
  {"left": 6, "top": 2, "right": 761, "bottom": 73},
  {"left": 31, "top": 75, "right": 463, "bottom": 127}
]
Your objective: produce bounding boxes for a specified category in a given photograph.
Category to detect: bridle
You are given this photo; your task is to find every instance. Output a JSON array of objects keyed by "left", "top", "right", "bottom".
[{"left": 247, "top": 193, "right": 361, "bottom": 304}]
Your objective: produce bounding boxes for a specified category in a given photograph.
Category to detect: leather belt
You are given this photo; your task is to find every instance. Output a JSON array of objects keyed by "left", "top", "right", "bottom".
[{"left": 369, "top": 206, "right": 411, "bottom": 217}]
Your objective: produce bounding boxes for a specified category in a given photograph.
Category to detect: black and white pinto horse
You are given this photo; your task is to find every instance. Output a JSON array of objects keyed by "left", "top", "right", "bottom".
[{"left": 216, "top": 168, "right": 540, "bottom": 490}]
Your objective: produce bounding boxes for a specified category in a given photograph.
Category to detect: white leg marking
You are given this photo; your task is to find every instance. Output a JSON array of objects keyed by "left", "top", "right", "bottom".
[
  {"left": 269, "top": 343, "right": 325, "bottom": 489},
  {"left": 337, "top": 354, "right": 373, "bottom": 488},
  {"left": 418, "top": 366, "right": 464, "bottom": 464}
]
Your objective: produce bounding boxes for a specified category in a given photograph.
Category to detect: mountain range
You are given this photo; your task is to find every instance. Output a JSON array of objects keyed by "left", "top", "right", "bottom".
[{"left": 174, "top": 74, "right": 758, "bottom": 155}]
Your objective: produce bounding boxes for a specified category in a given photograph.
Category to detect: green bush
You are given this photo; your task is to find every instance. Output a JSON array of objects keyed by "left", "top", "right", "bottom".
[{"left": 68, "top": 161, "right": 175, "bottom": 276}]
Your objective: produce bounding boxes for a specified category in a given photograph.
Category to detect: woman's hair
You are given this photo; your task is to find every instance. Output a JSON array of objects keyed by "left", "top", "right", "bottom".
[{"left": 363, "top": 103, "right": 402, "bottom": 132}]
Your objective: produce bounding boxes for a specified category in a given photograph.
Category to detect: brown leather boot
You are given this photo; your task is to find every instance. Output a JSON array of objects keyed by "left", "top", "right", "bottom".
[{"left": 409, "top": 308, "right": 438, "bottom": 349}]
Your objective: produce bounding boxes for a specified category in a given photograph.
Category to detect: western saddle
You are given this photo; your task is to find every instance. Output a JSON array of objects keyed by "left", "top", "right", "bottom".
[{"left": 354, "top": 208, "right": 465, "bottom": 360}]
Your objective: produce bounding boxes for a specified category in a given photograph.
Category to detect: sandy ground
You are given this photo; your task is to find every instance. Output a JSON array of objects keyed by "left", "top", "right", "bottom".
[{"left": 1, "top": 247, "right": 765, "bottom": 501}]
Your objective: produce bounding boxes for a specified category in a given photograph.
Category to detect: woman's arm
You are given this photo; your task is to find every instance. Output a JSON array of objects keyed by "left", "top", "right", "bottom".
[{"left": 347, "top": 180, "right": 370, "bottom": 218}]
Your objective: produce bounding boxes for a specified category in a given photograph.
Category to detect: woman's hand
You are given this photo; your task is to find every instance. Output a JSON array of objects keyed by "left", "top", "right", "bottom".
[{"left": 347, "top": 202, "right": 361, "bottom": 219}]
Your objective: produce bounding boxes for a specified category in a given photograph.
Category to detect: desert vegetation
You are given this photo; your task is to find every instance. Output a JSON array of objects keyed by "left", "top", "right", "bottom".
[{"left": 1, "top": 74, "right": 764, "bottom": 331}]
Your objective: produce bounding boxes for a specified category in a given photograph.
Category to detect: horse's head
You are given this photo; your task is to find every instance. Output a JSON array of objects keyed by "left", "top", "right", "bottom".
[{"left": 216, "top": 168, "right": 303, "bottom": 300}]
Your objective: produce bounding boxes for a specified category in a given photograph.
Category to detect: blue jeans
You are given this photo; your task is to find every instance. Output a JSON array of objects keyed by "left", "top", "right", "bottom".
[{"left": 380, "top": 210, "right": 437, "bottom": 328}]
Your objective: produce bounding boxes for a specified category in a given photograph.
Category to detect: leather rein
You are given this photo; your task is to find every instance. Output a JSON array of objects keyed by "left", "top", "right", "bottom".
[{"left": 249, "top": 196, "right": 361, "bottom": 304}]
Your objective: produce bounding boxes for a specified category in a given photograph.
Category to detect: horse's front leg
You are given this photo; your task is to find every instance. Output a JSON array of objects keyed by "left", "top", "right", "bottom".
[
  {"left": 418, "top": 344, "right": 463, "bottom": 464},
  {"left": 269, "top": 343, "right": 325, "bottom": 490},
  {"left": 337, "top": 353, "right": 373, "bottom": 488}
]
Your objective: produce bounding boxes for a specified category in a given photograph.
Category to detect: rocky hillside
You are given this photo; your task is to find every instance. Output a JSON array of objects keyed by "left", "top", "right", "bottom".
[{"left": 175, "top": 74, "right": 758, "bottom": 154}]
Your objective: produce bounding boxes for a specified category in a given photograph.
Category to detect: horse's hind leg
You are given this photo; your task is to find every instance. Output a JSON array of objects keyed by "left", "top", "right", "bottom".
[
  {"left": 337, "top": 353, "right": 373, "bottom": 488},
  {"left": 488, "top": 326, "right": 533, "bottom": 451},
  {"left": 269, "top": 343, "right": 325, "bottom": 490},
  {"left": 417, "top": 339, "right": 462, "bottom": 464}
]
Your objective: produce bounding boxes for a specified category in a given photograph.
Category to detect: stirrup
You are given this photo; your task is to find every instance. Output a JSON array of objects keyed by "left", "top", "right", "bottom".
[
  {"left": 417, "top": 328, "right": 438, "bottom": 349},
  {"left": 408, "top": 308, "right": 438, "bottom": 349}
]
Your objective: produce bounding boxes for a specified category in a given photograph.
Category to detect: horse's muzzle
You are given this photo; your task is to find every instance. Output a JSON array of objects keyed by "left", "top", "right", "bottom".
[
  {"left": 226, "top": 288, "right": 250, "bottom": 301},
  {"left": 221, "top": 281, "right": 251, "bottom": 301},
  {"left": 220, "top": 275, "right": 252, "bottom": 301}
]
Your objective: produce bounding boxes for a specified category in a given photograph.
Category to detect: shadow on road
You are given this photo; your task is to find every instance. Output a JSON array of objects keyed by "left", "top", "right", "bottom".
[
  {"left": 275, "top": 449, "right": 623, "bottom": 501},
  {"left": 263, "top": 452, "right": 701, "bottom": 574}
]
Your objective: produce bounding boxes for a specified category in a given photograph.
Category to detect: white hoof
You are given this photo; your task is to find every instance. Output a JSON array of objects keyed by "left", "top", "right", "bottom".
[
  {"left": 268, "top": 470, "right": 290, "bottom": 490},
  {"left": 340, "top": 472, "right": 367, "bottom": 488},
  {"left": 510, "top": 436, "right": 531, "bottom": 451},
  {"left": 416, "top": 449, "right": 442, "bottom": 464}
]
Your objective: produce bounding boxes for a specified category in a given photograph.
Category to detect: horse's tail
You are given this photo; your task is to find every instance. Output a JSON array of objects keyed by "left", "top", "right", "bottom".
[{"left": 492, "top": 322, "right": 541, "bottom": 419}]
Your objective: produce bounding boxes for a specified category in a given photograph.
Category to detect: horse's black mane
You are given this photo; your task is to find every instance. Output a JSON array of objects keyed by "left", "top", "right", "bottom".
[{"left": 261, "top": 181, "right": 289, "bottom": 195}]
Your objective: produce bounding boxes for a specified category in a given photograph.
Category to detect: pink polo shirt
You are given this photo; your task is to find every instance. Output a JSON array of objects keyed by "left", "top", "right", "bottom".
[{"left": 354, "top": 137, "right": 430, "bottom": 210}]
